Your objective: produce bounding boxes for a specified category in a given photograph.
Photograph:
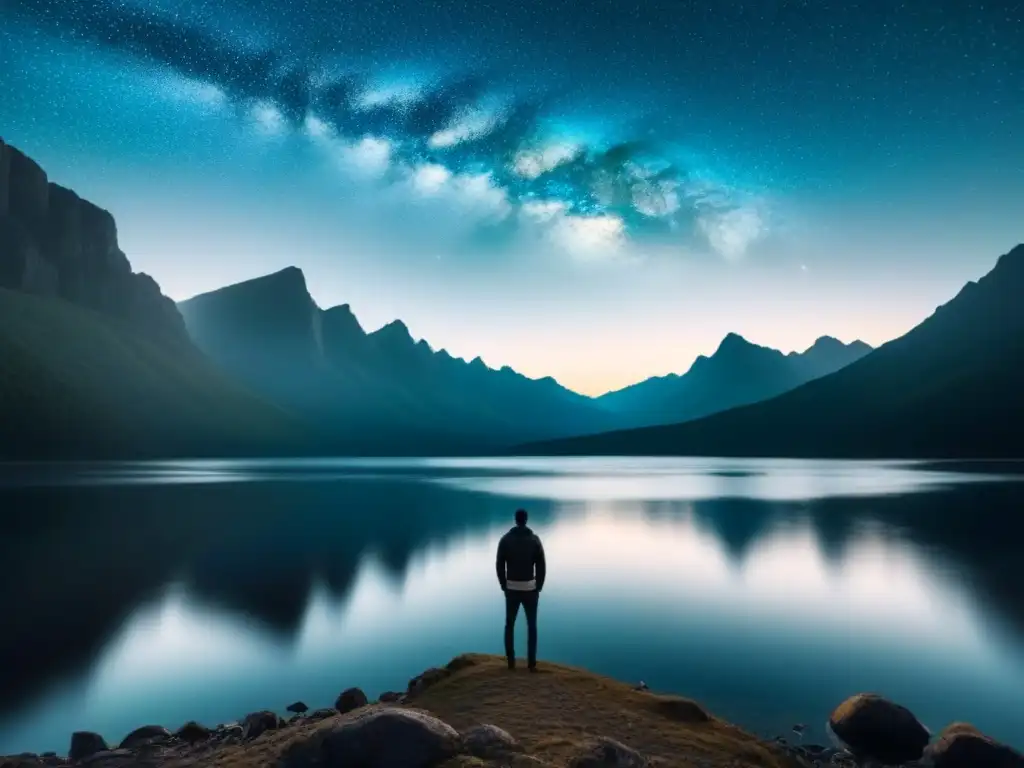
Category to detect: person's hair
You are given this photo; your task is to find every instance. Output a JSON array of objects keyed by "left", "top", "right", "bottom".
[{"left": 514, "top": 508, "right": 528, "bottom": 526}]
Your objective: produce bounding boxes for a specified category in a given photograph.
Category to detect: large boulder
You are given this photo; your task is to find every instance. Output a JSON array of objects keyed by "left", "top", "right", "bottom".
[
  {"left": 828, "top": 693, "right": 930, "bottom": 765},
  {"left": 118, "top": 725, "right": 171, "bottom": 749},
  {"left": 567, "top": 737, "right": 648, "bottom": 768},
  {"left": 461, "top": 724, "right": 521, "bottom": 757},
  {"left": 242, "top": 710, "right": 284, "bottom": 741},
  {"left": 68, "top": 732, "right": 108, "bottom": 762},
  {"left": 281, "top": 707, "right": 460, "bottom": 768},
  {"left": 335, "top": 687, "right": 368, "bottom": 714},
  {"left": 924, "top": 722, "right": 1024, "bottom": 768}
]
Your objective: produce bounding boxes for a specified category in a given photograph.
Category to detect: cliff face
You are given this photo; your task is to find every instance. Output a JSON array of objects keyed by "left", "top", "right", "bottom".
[{"left": 0, "top": 138, "right": 188, "bottom": 344}]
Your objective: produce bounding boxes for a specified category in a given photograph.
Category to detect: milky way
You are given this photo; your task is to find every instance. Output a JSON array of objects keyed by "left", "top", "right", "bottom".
[{"left": 1, "top": 0, "right": 1021, "bottom": 392}]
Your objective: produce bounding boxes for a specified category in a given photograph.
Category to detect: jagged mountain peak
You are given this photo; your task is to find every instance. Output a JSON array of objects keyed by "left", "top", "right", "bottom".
[
  {"left": 716, "top": 332, "right": 751, "bottom": 352},
  {"left": 371, "top": 319, "right": 413, "bottom": 341},
  {"left": 182, "top": 265, "right": 312, "bottom": 308},
  {"left": 810, "top": 335, "right": 842, "bottom": 348}
]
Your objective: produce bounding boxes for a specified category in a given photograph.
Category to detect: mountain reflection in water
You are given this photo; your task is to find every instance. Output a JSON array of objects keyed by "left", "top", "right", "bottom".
[{"left": 1, "top": 458, "right": 1023, "bottom": 755}]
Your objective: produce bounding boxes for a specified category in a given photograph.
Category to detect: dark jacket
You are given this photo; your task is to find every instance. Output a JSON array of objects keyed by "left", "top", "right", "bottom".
[{"left": 496, "top": 525, "right": 546, "bottom": 591}]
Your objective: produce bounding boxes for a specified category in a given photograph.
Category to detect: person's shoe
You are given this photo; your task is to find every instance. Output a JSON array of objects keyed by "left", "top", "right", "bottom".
[
  {"left": 528, "top": 664, "right": 538, "bottom": 673},
  {"left": 507, "top": 660, "right": 516, "bottom": 671}
]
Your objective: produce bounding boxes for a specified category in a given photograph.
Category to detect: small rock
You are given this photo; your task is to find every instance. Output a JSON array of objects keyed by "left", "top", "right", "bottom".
[
  {"left": 568, "top": 737, "right": 648, "bottom": 768},
  {"left": 633, "top": 681, "right": 649, "bottom": 692},
  {"left": 286, "top": 701, "right": 309, "bottom": 715},
  {"left": 175, "top": 721, "right": 211, "bottom": 744},
  {"left": 924, "top": 722, "right": 1024, "bottom": 768},
  {"left": 461, "top": 724, "right": 521, "bottom": 757},
  {"left": 69, "top": 733, "right": 108, "bottom": 762},
  {"left": 242, "top": 710, "right": 284, "bottom": 741},
  {"left": 828, "top": 693, "right": 930, "bottom": 765},
  {"left": 118, "top": 725, "right": 171, "bottom": 750},
  {"left": 378, "top": 691, "right": 404, "bottom": 704},
  {"left": 281, "top": 707, "right": 460, "bottom": 768},
  {"left": 335, "top": 687, "right": 368, "bottom": 714}
]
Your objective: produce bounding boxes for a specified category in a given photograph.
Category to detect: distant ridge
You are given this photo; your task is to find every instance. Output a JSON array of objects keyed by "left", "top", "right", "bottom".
[
  {"left": 524, "top": 244, "right": 1024, "bottom": 459},
  {"left": 178, "top": 268, "right": 619, "bottom": 454},
  {"left": 596, "top": 332, "right": 872, "bottom": 428}
]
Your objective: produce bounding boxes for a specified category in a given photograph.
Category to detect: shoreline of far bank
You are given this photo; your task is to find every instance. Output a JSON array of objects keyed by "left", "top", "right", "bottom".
[{"left": 2, "top": 654, "right": 1021, "bottom": 768}]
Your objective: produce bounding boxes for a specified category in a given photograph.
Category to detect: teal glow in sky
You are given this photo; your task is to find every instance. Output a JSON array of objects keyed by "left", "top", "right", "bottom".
[{"left": 1, "top": 0, "right": 1021, "bottom": 394}]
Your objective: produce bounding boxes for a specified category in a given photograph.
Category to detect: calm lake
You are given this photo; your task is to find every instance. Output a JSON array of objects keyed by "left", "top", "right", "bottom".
[{"left": 2, "top": 457, "right": 1024, "bottom": 755}]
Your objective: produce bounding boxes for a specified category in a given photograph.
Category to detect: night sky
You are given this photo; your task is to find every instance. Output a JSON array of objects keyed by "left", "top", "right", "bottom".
[{"left": 2, "top": 0, "right": 1021, "bottom": 394}]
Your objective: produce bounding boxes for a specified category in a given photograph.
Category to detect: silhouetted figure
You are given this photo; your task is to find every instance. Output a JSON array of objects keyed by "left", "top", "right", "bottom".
[{"left": 496, "top": 508, "right": 546, "bottom": 670}]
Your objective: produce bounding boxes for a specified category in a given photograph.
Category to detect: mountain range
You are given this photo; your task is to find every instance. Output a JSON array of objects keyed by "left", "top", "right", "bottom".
[
  {"left": 596, "top": 334, "right": 872, "bottom": 427},
  {"left": 176, "top": 270, "right": 877, "bottom": 453},
  {"left": 526, "top": 244, "right": 1024, "bottom": 458},
  {"left": 2, "top": 140, "right": 1021, "bottom": 459}
]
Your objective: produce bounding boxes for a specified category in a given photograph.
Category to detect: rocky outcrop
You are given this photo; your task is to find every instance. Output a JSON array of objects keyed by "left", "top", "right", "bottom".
[
  {"left": 0, "top": 138, "right": 187, "bottom": 345},
  {"left": 6, "top": 658, "right": 1024, "bottom": 768}
]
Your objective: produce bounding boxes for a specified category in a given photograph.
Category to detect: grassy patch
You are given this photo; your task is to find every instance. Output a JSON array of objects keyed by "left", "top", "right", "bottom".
[{"left": 181, "top": 654, "right": 795, "bottom": 768}]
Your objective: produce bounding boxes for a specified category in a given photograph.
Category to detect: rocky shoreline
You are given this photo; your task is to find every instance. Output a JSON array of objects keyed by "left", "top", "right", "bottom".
[{"left": 2, "top": 655, "right": 1021, "bottom": 768}]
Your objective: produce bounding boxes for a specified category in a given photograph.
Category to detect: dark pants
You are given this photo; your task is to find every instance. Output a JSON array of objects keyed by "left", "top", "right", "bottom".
[{"left": 504, "top": 589, "right": 539, "bottom": 667}]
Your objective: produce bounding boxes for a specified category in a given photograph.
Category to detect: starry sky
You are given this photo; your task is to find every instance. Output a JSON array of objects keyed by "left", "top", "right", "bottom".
[{"left": 1, "top": 0, "right": 1022, "bottom": 395}]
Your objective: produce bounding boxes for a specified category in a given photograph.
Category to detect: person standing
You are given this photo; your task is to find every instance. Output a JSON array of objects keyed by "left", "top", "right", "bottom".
[{"left": 495, "top": 508, "right": 546, "bottom": 671}]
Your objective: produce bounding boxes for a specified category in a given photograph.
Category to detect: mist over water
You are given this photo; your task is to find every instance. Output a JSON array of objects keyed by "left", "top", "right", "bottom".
[{"left": 2, "top": 457, "right": 1023, "bottom": 755}]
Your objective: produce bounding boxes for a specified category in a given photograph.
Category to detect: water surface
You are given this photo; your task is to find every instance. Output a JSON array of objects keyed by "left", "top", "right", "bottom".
[{"left": 2, "top": 457, "right": 1023, "bottom": 754}]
